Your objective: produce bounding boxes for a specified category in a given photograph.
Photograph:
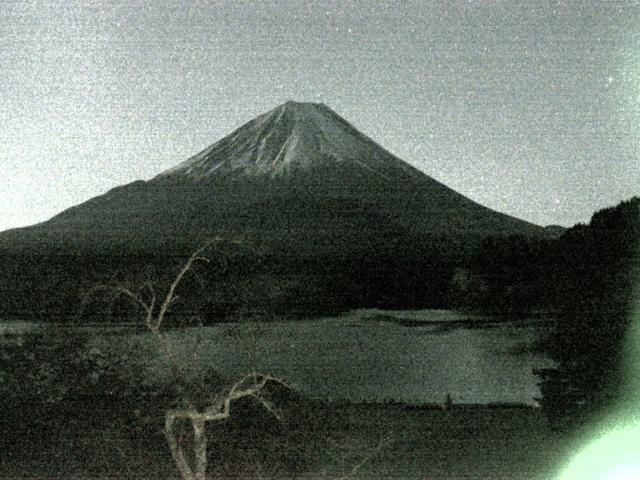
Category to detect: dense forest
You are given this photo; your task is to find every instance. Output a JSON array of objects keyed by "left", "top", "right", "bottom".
[
  {"left": 536, "top": 197, "right": 639, "bottom": 429},
  {"left": 455, "top": 197, "right": 639, "bottom": 429},
  {"left": 0, "top": 230, "right": 477, "bottom": 321}
]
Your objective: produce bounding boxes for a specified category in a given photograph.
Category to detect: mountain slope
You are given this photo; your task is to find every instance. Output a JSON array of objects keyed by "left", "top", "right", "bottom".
[
  {"left": 0, "top": 102, "right": 544, "bottom": 253},
  {"left": 0, "top": 101, "right": 551, "bottom": 316},
  {"left": 156, "top": 101, "right": 423, "bottom": 180}
]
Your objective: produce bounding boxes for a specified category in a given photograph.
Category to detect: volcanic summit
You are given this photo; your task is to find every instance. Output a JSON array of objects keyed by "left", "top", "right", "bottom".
[
  {"left": 1, "top": 101, "right": 544, "bottom": 253},
  {"left": 158, "top": 101, "right": 424, "bottom": 181}
]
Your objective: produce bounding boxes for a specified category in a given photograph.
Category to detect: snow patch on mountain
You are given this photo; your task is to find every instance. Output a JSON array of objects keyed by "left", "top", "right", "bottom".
[{"left": 156, "top": 101, "right": 423, "bottom": 181}]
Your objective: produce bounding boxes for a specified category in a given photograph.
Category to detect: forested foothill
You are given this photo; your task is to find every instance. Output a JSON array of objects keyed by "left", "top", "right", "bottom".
[{"left": 454, "top": 197, "right": 640, "bottom": 429}]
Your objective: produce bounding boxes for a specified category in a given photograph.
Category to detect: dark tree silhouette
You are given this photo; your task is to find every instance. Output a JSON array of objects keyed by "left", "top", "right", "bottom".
[{"left": 536, "top": 197, "right": 640, "bottom": 430}]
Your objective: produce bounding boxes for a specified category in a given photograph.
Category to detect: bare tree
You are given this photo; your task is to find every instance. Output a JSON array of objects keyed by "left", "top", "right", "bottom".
[
  {"left": 326, "top": 432, "right": 393, "bottom": 480},
  {"left": 87, "top": 238, "right": 287, "bottom": 480}
]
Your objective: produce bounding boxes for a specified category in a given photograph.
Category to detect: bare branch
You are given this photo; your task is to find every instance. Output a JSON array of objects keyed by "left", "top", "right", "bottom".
[
  {"left": 192, "top": 416, "right": 207, "bottom": 480},
  {"left": 82, "top": 237, "right": 289, "bottom": 480},
  {"left": 164, "top": 412, "right": 196, "bottom": 480},
  {"left": 336, "top": 433, "right": 394, "bottom": 480},
  {"left": 155, "top": 237, "right": 224, "bottom": 330},
  {"left": 79, "top": 283, "right": 156, "bottom": 325},
  {"left": 251, "top": 394, "right": 282, "bottom": 421},
  {"left": 114, "top": 286, "right": 154, "bottom": 323},
  {"left": 162, "top": 370, "right": 289, "bottom": 479},
  {"left": 146, "top": 291, "right": 157, "bottom": 328},
  {"left": 192, "top": 256, "right": 211, "bottom": 264}
]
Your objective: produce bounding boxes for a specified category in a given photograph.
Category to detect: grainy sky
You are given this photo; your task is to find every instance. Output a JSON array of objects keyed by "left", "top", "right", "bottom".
[{"left": 1, "top": 0, "right": 639, "bottom": 231}]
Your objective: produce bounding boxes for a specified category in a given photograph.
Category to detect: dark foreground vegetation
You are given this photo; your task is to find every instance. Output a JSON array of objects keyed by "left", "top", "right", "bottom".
[
  {"left": 454, "top": 198, "right": 639, "bottom": 431},
  {"left": 0, "top": 233, "right": 465, "bottom": 321},
  {"left": 0, "top": 396, "right": 571, "bottom": 479},
  {"left": 0, "top": 328, "right": 572, "bottom": 480},
  {"left": 0, "top": 197, "right": 637, "bottom": 478},
  {"left": 536, "top": 198, "right": 638, "bottom": 431}
]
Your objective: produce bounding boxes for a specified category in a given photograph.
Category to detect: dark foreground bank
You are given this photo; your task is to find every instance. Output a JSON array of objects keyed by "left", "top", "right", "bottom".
[{"left": 1, "top": 397, "right": 572, "bottom": 480}]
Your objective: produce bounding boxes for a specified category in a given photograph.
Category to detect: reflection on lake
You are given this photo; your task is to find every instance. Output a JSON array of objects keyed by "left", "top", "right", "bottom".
[{"left": 0, "top": 309, "right": 554, "bottom": 405}]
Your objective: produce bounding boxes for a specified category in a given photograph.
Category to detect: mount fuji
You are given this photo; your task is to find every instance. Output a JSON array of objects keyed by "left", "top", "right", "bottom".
[
  {"left": 1, "top": 101, "right": 544, "bottom": 252},
  {"left": 0, "top": 102, "right": 548, "bottom": 316},
  {"left": 158, "top": 101, "right": 426, "bottom": 181}
]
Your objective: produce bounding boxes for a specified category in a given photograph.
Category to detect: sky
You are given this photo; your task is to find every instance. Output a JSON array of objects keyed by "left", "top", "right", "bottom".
[{"left": 1, "top": 0, "right": 639, "bottom": 232}]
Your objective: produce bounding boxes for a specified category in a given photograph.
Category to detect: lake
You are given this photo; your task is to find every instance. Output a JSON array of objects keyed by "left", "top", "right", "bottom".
[{"left": 0, "top": 309, "right": 554, "bottom": 405}]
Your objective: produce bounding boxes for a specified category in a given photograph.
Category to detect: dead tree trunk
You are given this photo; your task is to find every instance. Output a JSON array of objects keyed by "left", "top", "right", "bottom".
[
  {"left": 164, "top": 373, "right": 283, "bottom": 480},
  {"left": 89, "top": 239, "right": 286, "bottom": 480}
]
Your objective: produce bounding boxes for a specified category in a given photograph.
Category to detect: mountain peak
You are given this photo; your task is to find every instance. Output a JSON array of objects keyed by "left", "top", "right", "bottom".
[
  {"left": 272, "top": 100, "right": 334, "bottom": 124},
  {"left": 282, "top": 100, "right": 325, "bottom": 108},
  {"left": 0, "top": 102, "right": 547, "bottom": 257},
  {"left": 156, "top": 102, "right": 421, "bottom": 181}
]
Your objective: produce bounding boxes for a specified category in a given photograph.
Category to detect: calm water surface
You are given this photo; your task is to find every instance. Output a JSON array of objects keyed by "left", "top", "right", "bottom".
[{"left": 1, "top": 309, "right": 554, "bottom": 405}]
